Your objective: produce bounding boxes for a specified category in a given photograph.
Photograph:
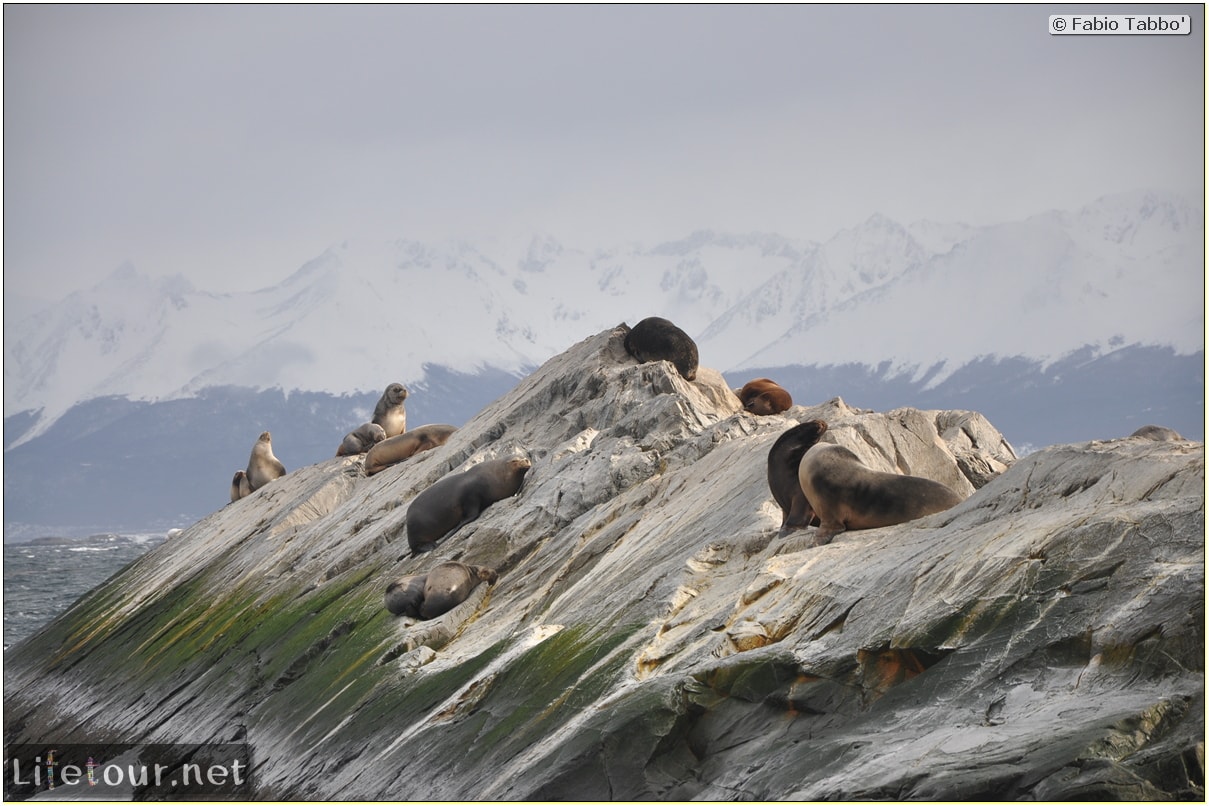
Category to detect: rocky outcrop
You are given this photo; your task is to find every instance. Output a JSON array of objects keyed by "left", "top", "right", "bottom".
[{"left": 4, "top": 326, "right": 1203, "bottom": 800}]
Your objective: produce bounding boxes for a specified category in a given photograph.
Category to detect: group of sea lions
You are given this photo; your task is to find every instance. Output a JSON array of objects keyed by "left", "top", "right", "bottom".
[
  {"left": 384, "top": 562, "right": 499, "bottom": 620},
  {"left": 228, "top": 382, "right": 434, "bottom": 503},
  {"left": 224, "top": 315, "right": 1188, "bottom": 627},
  {"left": 621, "top": 317, "right": 1188, "bottom": 548},
  {"left": 765, "top": 419, "right": 964, "bottom": 547},
  {"left": 380, "top": 454, "right": 530, "bottom": 619},
  {"left": 222, "top": 379, "right": 521, "bottom": 623},
  {"left": 622, "top": 316, "right": 794, "bottom": 415}
]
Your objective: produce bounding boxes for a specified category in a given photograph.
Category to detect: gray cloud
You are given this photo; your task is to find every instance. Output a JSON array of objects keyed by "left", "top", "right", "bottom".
[{"left": 4, "top": 4, "right": 1203, "bottom": 300}]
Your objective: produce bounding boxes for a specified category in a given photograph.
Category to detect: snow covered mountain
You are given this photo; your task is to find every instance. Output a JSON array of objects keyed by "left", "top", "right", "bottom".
[
  {"left": 4, "top": 189, "right": 1202, "bottom": 445},
  {"left": 3, "top": 190, "right": 1203, "bottom": 533},
  {"left": 4, "top": 231, "right": 823, "bottom": 444},
  {"left": 699, "top": 191, "right": 1204, "bottom": 377}
]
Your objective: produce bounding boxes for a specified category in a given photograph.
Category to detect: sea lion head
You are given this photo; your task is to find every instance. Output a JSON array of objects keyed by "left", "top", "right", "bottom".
[{"left": 801, "top": 419, "right": 827, "bottom": 441}]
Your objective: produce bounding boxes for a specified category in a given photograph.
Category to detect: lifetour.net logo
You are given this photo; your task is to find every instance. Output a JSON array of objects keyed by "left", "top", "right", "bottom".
[{"left": 4, "top": 743, "right": 251, "bottom": 800}]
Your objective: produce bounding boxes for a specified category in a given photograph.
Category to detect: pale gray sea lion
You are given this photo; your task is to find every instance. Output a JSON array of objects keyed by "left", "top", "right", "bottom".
[
  {"left": 1130, "top": 425, "right": 1185, "bottom": 441},
  {"left": 365, "top": 424, "right": 458, "bottom": 476},
  {"left": 372, "top": 383, "right": 409, "bottom": 438},
  {"left": 798, "top": 443, "right": 965, "bottom": 546},
  {"left": 337, "top": 422, "right": 388, "bottom": 457},
  {"left": 245, "top": 431, "right": 287, "bottom": 491}
]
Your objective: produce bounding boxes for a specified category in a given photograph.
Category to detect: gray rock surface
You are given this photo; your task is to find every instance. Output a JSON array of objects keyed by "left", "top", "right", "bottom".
[{"left": 4, "top": 326, "right": 1203, "bottom": 800}]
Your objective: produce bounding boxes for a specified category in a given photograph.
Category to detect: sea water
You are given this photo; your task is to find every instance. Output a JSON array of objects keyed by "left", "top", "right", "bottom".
[{"left": 3, "top": 532, "right": 167, "bottom": 650}]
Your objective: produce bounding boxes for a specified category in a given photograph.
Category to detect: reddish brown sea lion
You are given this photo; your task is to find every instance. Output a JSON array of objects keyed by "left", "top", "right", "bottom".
[{"left": 739, "top": 378, "right": 793, "bottom": 416}]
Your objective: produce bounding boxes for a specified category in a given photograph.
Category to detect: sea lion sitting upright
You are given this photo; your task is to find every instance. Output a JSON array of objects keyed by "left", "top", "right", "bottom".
[
  {"left": 1130, "top": 425, "right": 1184, "bottom": 441},
  {"left": 229, "top": 470, "right": 252, "bottom": 502},
  {"left": 419, "top": 562, "right": 499, "bottom": 619},
  {"left": 766, "top": 419, "right": 828, "bottom": 536},
  {"left": 336, "top": 422, "right": 388, "bottom": 457},
  {"left": 372, "top": 383, "right": 409, "bottom": 438},
  {"left": 246, "top": 431, "right": 287, "bottom": 491},
  {"left": 365, "top": 424, "right": 458, "bottom": 476},
  {"left": 406, "top": 456, "right": 532, "bottom": 553},
  {"left": 799, "top": 444, "right": 965, "bottom": 547},
  {"left": 383, "top": 573, "right": 428, "bottom": 618},
  {"left": 623, "top": 317, "right": 699, "bottom": 381},
  {"left": 739, "top": 378, "right": 793, "bottom": 416}
]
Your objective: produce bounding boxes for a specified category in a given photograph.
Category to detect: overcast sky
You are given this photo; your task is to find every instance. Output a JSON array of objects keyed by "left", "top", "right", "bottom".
[{"left": 4, "top": 4, "right": 1204, "bottom": 301}]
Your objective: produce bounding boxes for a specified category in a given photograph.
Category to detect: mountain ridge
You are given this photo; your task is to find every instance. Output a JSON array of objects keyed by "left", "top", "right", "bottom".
[{"left": 4, "top": 189, "right": 1202, "bottom": 450}]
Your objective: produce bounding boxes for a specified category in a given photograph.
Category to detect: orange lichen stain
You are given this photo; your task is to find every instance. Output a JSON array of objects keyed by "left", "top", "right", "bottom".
[{"left": 857, "top": 647, "right": 928, "bottom": 700}]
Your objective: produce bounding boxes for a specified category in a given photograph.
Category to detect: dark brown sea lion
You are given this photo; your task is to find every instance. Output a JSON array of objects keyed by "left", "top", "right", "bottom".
[
  {"left": 365, "top": 424, "right": 458, "bottom": 476},
  {"left": 419, "top": 562, "right": 499, "bottom": 619},
  {"left": 406, "top": 457, "right": 532, "bottom": 553},
  {"left": 623, "top": 317, "right": 699, "bottom": 381},
  {"left": 766, "top": 419, "right": 828, "bottom": 536},
  {"left": 739, "top": 378, "right": 793, "bottom": 416},
  {"left": 799, "top": 443, "right": 965, "bottom": 546},
  {"left": 372, "top": 383, "right": 409, "bottom": 438},
  {"left": 383, "top": 573, "right": 428, "bottom": 617}
]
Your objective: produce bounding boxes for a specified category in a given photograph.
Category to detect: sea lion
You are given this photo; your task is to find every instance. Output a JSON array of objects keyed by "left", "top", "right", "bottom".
[
  {"left": 799, "top": 443, "right": 965, "bottom": 546},
  {"left": 406, "top": 456, "right": 532, "bottom": 553},
  {"left": 245, "top": 431, "right": 287, "bottom": 491},
  {"left": 337, "top": 422, "right": 388, "bottom": 457},
  {"left": 767, "top": 419, "right": 828, "bottom": 535},
  {"left": 739, "top": 378, "right": 793, "bottom": 416},
  {"left": 419, "top": 562, "right": 499, "bottom": 619},
  {"left": 384, "top": 573, "right": 428, "bottom": 617},
  {"left": 1130, "top": 425, "right": 1184, "bottom": 441},
  {"left": 372, "top": 383, "right": 409, "bottom": 438},
  {"left": 365, "top": 424, "right": 458, "bottom": 476},
  {"left": 623, "top": 317, "right": 699, "bottom": 381},
  {"left": 229, "top": 470, "right": 252, "bottom": 502}
]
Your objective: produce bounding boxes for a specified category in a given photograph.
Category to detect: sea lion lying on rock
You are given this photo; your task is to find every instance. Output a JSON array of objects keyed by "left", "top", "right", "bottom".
[
  {"left": 421, "top": 562, "right": 499, "bottom": 619},
  {"left": 365, "top": 424, "right": 458, "bottom": 476},
  {"left": 383, "top": 562, "right": 498, "bottom": 620},
  {"left": 623, "top": 317, "right": 699, "bottom": 381},
  {"left": 1130, "top": 425, "right": 1184, "bottom": 441},
  {"left": 406, "top": 457, "right": 532, "bottom": 553},
  {"left": 383, "top": 573, "right": 428, "bottom": 618},
  {"left": 799, "top": 443, "right": 965, "bottom": 546},
  {"left": 336, "top": 422, "right": 388, "bottom": 457},
  {"left": 739, "top": 378, "right": 793, "bottom": 415}
]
